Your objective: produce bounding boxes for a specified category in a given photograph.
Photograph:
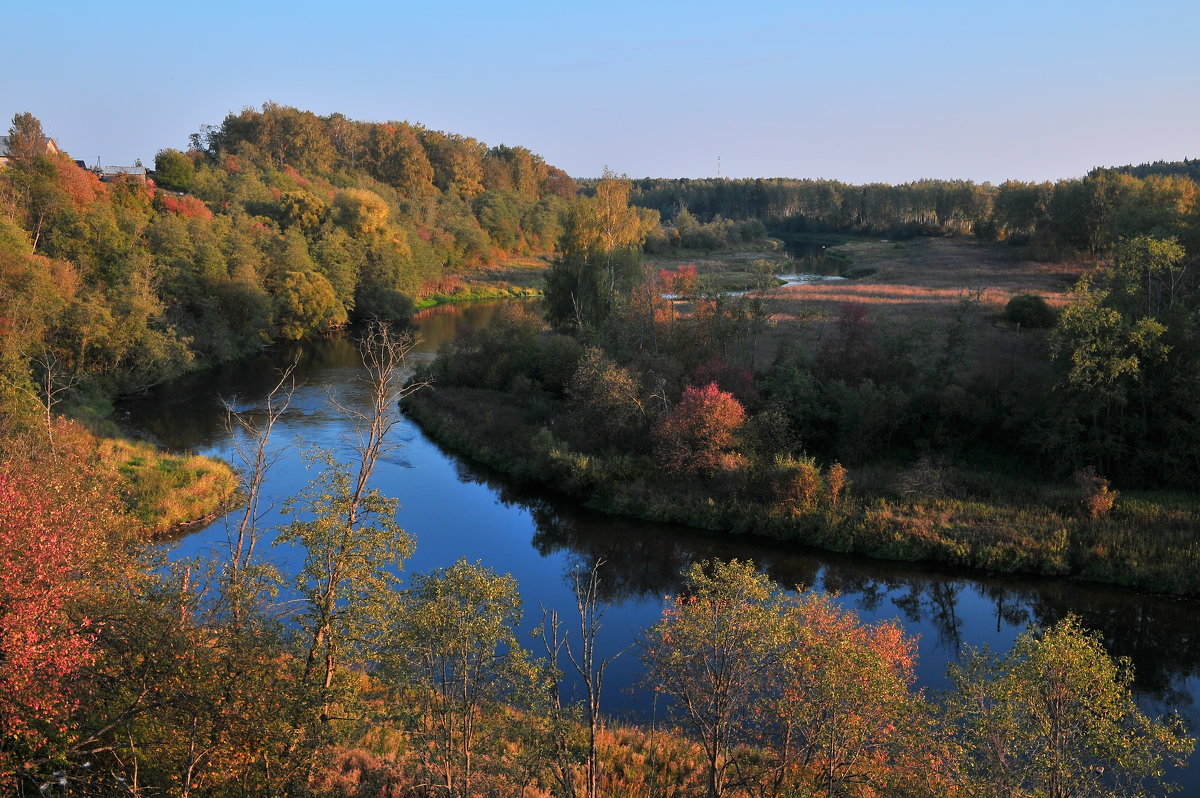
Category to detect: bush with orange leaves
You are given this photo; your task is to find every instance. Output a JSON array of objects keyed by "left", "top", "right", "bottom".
[
  {"left": 653, "top": 382, "right": 746, "bottom": 477},
  {"left": 0, "top": 423, "right": 128, "bottom": 788}
]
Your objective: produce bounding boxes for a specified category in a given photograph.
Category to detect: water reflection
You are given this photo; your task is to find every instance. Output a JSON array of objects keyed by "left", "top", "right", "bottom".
[
  {"left": 118, "top": 299, "right": 1200, "bottom": 787},
  {"left": 445, "top": 444, "right": 1198, "bottom": 713}
]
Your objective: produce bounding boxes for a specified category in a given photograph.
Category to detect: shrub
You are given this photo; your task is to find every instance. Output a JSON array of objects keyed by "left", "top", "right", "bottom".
[
  {"left": 1074, "top": 466, "right": 1118, "bottom": 520},
  {"left": 1004, "top": 293, "right": 1057, "bottom": 328},
  {"left": 653, "top": 383, "right": 746, "bottom": 476}
]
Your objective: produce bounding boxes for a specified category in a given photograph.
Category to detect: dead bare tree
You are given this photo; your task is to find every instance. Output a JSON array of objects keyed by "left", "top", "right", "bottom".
[
  {"left": 539, "top": 558, "right": 628, "bottom": 798},
  {"left": 10, "top": 347, "right": 82, "bottom": 454},
  {"left": 221, "top": 357, "right": 299, "bottom": 626}
]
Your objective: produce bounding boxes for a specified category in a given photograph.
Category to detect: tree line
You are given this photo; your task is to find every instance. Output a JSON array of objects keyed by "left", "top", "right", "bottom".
[{"left": 627, "top": 170, "right": 1198, "bottom": 258}]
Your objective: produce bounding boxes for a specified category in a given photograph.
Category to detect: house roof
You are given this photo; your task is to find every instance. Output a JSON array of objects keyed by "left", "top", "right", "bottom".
[
  {"left": 0, "top": 134, "right": 60, "bottom": 158},
  {"left": 100, "top": 165, "right": 146, "bottom": 177}
]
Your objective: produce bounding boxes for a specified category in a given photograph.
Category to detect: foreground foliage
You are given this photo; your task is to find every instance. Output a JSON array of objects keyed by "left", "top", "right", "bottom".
[{"left": 1, "top": 410, "right": 1191, "bottom": 796}]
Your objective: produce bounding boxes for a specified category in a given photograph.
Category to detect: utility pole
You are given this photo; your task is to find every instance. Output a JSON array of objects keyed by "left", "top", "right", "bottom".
[{"left": 717, "top": 155, "right": 721, "bottom": 178}]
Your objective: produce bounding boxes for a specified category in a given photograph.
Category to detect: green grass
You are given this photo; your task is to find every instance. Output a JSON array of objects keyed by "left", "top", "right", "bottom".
[
  {"left": 99, "top": 436, "right": 238, "bottom": 534},
  {"left": 415, "top": 258, "right": 551, "bottom": 308}
]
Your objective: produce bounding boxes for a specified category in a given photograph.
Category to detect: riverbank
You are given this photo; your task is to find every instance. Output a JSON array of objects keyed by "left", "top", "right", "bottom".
[
  {"left": 414, "top": 257, "right": 551, "bottom": 308},
  {"left": 5, "top": 417, "right": 238, "bottom": 538},
  {"left": 405, "top": 381, "right": 1200, "bottom": 598},
  {"left": 98, "top": 433, "right": 238, "bottom": 537}
]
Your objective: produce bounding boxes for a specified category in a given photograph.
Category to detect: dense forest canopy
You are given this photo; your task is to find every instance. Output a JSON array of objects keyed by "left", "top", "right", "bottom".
[
  {"left": 1102, "top": 158, "right": 1200, "bottom": 183},
  {"left": 627, "top": 170, "right": 1198, "bottom": 258}
]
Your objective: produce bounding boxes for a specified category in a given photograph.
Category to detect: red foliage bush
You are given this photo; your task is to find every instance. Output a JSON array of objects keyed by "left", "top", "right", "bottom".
[
  {"left": 0, "top": 460, "right": 105, "bottom": 782},
  {"left": 653, "top": 382, "right": 746, "bottom": 476},
  {"left": 154, "top": 191, "right": 214, "bottom": 220}
]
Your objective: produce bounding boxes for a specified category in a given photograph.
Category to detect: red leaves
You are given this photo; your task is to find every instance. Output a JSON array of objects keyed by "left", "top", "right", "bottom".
[
  {"left": 154, "top": 191, "right": 214, "bottom": 219},
  {"left": 659, "top": 264, "right": 697, "bottom": 297},
  {"left": 0, "top": 462, "right": 104, "bottom": 780},
  {"left": 653, "top": 382, "right": 746, "bottom": 476}
]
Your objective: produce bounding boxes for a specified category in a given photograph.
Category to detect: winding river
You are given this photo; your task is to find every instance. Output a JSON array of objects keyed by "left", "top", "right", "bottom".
[{"left": 119, "top": 300, "right": 1200, "bottom": 789}]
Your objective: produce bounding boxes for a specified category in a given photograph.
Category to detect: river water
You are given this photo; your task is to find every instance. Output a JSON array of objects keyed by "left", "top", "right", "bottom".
[{"left": 119, "top": 300, "right": 1200, "bottom": 789}]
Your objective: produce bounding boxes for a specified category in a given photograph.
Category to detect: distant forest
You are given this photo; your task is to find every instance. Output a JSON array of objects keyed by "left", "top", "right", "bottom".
[
  {"left": 627, "top": 165, "right": 1198, "bottom": 259},
  {"left": 1104, "top": 157, "right": 1200, "bottom": 182}
]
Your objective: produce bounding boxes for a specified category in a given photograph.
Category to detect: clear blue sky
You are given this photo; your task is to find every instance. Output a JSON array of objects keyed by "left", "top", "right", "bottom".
[{"left": 4, "top": 0, "right": 1196, "bottom": 183}]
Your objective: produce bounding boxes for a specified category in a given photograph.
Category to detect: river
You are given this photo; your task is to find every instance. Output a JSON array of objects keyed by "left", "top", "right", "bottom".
[{"left": 118, "top": 299, "right": 1200, "bottom": 789}]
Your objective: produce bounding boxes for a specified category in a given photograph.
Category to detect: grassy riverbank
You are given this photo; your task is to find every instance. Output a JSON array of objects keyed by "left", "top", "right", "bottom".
[
  {"left": 98, "top": 434, "right": 237, "bottom": 536},
  {"left": 414, "top": 257, "right": 551, "bottom": 307},
  {"left": 6, "top": 417, "right": 238, "bottom": 537},
  {"left": 406, "top": 386, "right": 1200, "bottom": 596}
]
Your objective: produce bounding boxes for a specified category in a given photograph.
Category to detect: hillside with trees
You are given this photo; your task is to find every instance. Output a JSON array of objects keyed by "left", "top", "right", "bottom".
[{"left": 0, "top": 104, "right": 574, "bottom": 428}]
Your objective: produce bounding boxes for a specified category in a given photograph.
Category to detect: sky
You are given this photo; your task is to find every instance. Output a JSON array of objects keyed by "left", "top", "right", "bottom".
[{"left": 3, "top": 0, "right": 1197, "bottom": 184}]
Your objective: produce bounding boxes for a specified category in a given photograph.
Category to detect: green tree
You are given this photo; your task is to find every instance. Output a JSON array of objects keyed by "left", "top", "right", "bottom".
[
  {"left": 390, "top": 559, "right": 548, "bottom": 797},
  {"left": 6, "top": 112, "right": 47, "bottom": 167},
  {"left": 271, "top": 269, "right": 346, "bottom": 340},
  {"left": 566, "top": 347, "right": 647, "bottom": 451},
  {"left": 278, "top": 189, "right": 328, "bottom": 233},
  {"left": 276, "top": 322, "right": 426, "bottom": 758},
  {"left": 153, "top": 148, "right": 195, "bottom": 192},
  {"left": 1005, "top": 293, "right": 1057, "bottom": 328},
  {"left": 545, "top": 172, "right": 654, "bottom": 331},
  {"left": 944, "top": 616, "right": 1194, "bottom": 798},
  {"left": 1049, "top": 238, "right": 1181, "bottom": 472}
]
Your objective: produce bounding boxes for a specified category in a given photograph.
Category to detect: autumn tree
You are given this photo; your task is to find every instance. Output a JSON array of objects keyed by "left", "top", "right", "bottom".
[
  {"left": 652, "top": 382, "right": 746, "bottom": 476},
  {"left": 271, "top": 269, "right": 347, "bottom": 340},
  {"left": 755, "top": 592, "right": 933, "bottom": 797},
  {"left": 333, "top": 188, "right": 390, "bottom": 236},
  {"left": 366, "top": 121, "right": 436, "bottom": 197},
  {"left": 0, "top": 465, "right": 101, "bottom": 788},
  {"left": 944, "top": 615, "right": 1194, "bottom": 798},
  {"left": 641, "top": 560, "right": 786, "bottom": 798},
  {"left": 566, "top": 347, "right": 647, "bottom": 451},
  {"left": 545, "top": 171, "right": 655, "bottom": 331}
]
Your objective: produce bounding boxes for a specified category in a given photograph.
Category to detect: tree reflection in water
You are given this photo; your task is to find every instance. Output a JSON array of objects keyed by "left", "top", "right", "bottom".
[{"left": 447, "top": 448, "right": 1198, "bottom": 718}]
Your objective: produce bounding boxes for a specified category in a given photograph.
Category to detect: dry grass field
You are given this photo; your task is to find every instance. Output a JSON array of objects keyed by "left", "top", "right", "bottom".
[{"left": 757, "top": 237, "right": 1089, "bottom": 368}]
